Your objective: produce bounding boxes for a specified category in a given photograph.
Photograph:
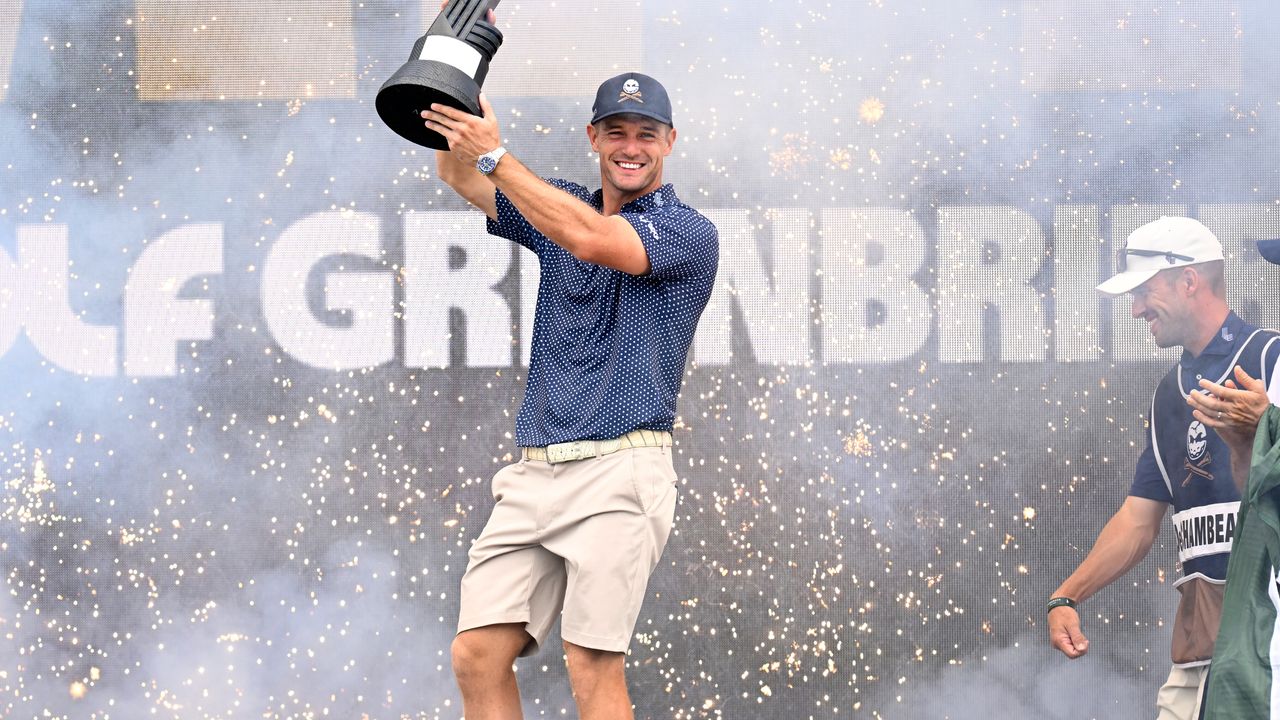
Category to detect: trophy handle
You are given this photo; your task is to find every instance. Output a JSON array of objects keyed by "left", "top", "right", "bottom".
[
  {"left": 427, "top": 0, "right": 502, "bottom": 82},
  {"left": 433, "top": 0, "right": 502, "bottom": 43}
]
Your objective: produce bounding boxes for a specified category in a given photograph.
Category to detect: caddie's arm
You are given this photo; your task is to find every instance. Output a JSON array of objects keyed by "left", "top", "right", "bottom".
[
  {"left": 423, "top": 94, "right": 651, "bottom": 275},
  {"left": 1047, "top": 495, "right": 1166, "bottom": 659}
]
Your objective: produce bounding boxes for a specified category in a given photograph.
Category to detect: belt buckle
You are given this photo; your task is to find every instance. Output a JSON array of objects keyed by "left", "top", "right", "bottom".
[{"left": 547, "top": 440, "right": 587, "bottom": 464}]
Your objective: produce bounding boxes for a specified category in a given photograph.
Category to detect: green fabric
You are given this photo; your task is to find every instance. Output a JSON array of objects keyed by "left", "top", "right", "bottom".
[{"left": 1204, "top": 405, "right": 1280, "bottom": 718}]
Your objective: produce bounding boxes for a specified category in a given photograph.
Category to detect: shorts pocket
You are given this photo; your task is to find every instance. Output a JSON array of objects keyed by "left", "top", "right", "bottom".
[
  {"left": 629, "top": 448, "right": 675, "bottom": 513},
  {"left": 490, "top": 461, "right": 523, "bottom": 502}
]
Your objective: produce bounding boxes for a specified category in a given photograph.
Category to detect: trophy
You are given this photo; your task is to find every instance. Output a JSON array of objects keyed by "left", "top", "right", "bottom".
[{"left": 376, "top": 0, "right": 503, "bottom": 149}]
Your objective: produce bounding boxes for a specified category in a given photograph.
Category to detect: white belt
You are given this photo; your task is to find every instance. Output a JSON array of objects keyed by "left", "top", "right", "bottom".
[{"left": 522, "top": 429, "right": 672, "bottom": 464}]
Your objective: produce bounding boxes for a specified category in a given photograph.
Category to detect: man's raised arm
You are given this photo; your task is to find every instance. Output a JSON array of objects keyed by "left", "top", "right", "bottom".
[
  {"left": 432, "top": 141, "right": 497, "bottom": 220},
  {"left": 423, "top": 94, "right": 652, "bottom": 275}
]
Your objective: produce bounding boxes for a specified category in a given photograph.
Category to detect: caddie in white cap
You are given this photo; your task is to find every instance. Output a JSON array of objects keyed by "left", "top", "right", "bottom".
[{"left": 1050, "top": 216, "right": 1280, "bottom": 720}]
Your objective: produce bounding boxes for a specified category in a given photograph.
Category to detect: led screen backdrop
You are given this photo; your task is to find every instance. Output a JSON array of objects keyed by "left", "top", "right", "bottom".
[{"left": 2, "top": 1, "right": 1280, "bottom": 718}]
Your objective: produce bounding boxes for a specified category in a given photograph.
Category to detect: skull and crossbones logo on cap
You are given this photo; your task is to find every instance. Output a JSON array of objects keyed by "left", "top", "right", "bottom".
[{"left": 619, "top": 78, "right": 643, "bottom": 103}]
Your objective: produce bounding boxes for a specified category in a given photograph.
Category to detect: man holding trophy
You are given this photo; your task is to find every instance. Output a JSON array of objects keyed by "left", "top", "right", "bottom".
[{"left": 387, "top": 2, "right": 719, "bottom": 717}]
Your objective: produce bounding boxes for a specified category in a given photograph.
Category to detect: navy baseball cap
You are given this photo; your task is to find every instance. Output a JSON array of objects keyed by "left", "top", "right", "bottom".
[
  {"left": 590, "top": 72, "right": 673, "bottom": 127},
  {"left": 1259, "top": 239, "right": 1280, "bottom": 265}
]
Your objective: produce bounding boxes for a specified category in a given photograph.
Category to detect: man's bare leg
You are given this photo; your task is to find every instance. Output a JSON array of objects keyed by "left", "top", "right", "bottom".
[
  {"left": 564, "top": 641, "right": 632, "bottom": 720},
  {"left": 452, "top": 624, "right": 531, "bottom": 720}
]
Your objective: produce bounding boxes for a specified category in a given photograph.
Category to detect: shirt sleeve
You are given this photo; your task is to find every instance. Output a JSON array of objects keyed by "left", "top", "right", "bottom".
[
  {"left": 1129, "top": 442, "right": 1173, "bottom": 503},
  {"left": 623, "top": 207, "right": 719, "bottom": 282},
  {"left": 486, "top": 188, "right": 539, "bottom": 252}
]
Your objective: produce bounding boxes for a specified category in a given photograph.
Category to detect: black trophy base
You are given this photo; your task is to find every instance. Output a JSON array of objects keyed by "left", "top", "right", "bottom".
[{"left": 376, "top": 60, "right": 482, "bottom": 150}]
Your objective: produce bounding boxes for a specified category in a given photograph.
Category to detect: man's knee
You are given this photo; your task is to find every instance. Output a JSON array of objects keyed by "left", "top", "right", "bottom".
[
  {"left": 563, "top": 642, "right": 625, "bottom": 677},
  {"left": 564, "top": 642, "right": 629, "bottom": 713},
  {"left": 451, "top": 634, "right": 488, "bottom": 684},
  {"left": 452, "top": 628, "right": 524, "bottom": 684}
]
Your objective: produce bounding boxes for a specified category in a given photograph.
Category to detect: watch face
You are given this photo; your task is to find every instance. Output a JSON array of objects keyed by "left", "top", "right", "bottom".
[{"left": 478, "top": 156, "right": 496, "bottom": 174}]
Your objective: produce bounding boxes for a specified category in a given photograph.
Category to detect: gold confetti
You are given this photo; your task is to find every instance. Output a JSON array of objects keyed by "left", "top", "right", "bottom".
[{"left": 858, "top": 96, "right": 886, "bottom": 124}]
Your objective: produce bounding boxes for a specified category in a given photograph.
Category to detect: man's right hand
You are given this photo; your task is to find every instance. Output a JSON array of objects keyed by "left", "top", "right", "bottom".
[
  {"left": 1048, "top": 605, "right": 1089, "bottom": 658},
  {"left": 1190, "top": 365, "right": 1271, "bottom": 445}
]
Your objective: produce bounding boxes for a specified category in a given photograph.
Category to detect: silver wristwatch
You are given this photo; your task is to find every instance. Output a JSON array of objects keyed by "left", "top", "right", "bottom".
[{"left": 476, "top": 146, "right": 507, "bottom": 175}]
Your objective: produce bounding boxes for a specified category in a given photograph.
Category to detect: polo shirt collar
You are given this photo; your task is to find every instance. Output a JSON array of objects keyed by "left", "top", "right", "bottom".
[
  {"left": 1180, "top": 310, "right": 1245, "bottom": 366},
  {"left": 591, "top": 183, "right": 677, "bottom": 213}
]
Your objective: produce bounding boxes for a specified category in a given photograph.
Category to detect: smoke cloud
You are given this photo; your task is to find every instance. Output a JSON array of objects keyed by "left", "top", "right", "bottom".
[{"left": 2, "top": 1, "right": 1278, "bottom": 718}]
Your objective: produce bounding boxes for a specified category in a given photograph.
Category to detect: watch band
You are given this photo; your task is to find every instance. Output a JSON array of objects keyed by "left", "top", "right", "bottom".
[{"left": 1046, "top": 596, "right": 1078, "bottom": 613}]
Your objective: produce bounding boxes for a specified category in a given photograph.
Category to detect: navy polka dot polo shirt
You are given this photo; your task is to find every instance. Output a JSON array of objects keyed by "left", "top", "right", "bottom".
[{"left": 487, "top": 180, "right": 719, "bottom": 448}]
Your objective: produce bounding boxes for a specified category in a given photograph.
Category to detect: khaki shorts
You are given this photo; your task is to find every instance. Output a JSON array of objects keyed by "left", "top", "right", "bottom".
[
  {"left": 1156, "top": 664, "right": 1209, "bottom": 720},
  {"left": 457, "top": 445, "right": 678, "bottom": 656}
]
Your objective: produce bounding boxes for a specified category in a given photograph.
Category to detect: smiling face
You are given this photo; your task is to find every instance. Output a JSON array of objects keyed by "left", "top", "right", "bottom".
[
  {"left": 1130, "top": 268, "right": 1191, "bottom": 349},
  {"left": 587, "top": 114, "right": 676, "bottom": 211}
]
